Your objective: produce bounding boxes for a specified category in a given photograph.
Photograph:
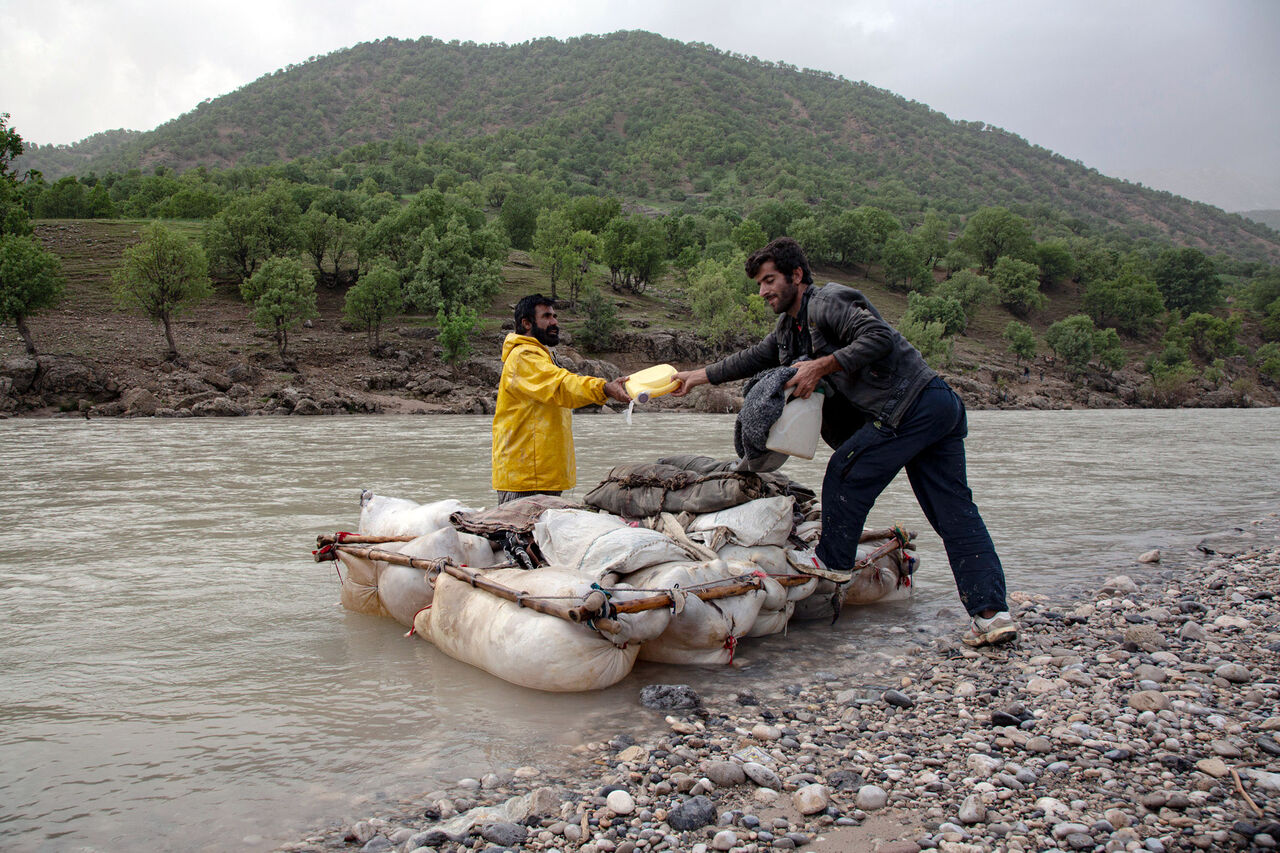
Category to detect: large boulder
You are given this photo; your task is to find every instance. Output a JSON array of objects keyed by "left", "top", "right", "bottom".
[
  {"left": 34, "top": 356, "right": 117, "bottom": 403},
  {"left": 121, "top": 387, "right": 160, "bottom": 416},
  {"left": 2, "top": 357, "right": 39, "bottom": 394},
  {"left": 190, "top": 396, "right": 246, "bottom": 417}
]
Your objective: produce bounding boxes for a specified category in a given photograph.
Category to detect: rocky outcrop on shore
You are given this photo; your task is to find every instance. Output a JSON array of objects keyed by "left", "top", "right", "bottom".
[{"left": 280, "top": 520, "right": 1279, "bottom": 853}]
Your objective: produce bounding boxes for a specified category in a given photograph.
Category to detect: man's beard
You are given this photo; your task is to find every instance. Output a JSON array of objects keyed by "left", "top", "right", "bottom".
[{"left": 531, "top": 325, "right": 560, "bottom": 346}]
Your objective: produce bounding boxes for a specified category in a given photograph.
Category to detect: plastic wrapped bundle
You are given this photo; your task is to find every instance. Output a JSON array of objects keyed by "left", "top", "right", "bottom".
[
  {"left": 533, "top": 509, "right": 692, "bottom": 579},
  {"left": 687, "top": 496, "right": 795, "bottom": 548},
  {"left": 414, "top": 567, "right": 671, "bottom": 692}
]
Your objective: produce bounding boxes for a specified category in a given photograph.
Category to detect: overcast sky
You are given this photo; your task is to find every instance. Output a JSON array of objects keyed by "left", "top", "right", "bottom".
[{"left": 3, "top": 0, "right": 1278, "bottom": 211}]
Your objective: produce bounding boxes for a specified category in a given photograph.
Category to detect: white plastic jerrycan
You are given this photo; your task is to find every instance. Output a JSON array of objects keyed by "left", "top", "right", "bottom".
[
  {"left": 765, "top": 387, "right": 824, "bottom": 459},
  {"left": 624, "top": 363, "right": 680, "bottom": 403}
]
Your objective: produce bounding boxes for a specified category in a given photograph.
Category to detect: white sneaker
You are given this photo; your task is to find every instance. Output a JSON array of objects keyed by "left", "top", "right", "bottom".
[
  {"left": 786, "top": 549, "right": 853, "bottom": 583},
  {"left": 962, "top": 611, "right": 1018, "bottom": 647}
]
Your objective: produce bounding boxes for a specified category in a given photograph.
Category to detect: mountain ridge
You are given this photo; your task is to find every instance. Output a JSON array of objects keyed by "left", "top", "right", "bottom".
[{"left": 15, "top": 30, "right": 1280, "bottom": 262}]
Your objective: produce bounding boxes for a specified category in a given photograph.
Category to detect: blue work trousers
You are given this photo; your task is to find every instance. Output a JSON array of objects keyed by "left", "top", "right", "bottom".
[{"left": 814, "top": 377, "right": 1007, "bottom": 616}]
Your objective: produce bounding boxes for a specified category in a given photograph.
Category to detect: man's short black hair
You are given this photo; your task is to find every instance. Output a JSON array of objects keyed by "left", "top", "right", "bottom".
[
  {"left": 514, "top": 293, "right": 554, "bottom": 332},
  {"left": 745, "top": 237, "right": 813, "bottom": 286}
]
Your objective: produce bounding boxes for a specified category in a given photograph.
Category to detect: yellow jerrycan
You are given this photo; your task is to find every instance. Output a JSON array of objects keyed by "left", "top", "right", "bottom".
[{"left": 624, "top": 364, "right": 680, "bottom": 402}]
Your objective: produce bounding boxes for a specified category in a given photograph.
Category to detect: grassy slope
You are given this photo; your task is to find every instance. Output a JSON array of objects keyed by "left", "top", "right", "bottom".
[{"left": 0, "top": 219, "right": 1222, "bottom": 402}]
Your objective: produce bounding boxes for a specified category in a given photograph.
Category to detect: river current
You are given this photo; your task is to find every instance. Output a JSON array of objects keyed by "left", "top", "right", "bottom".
[{"left": 1, "top": 408, "right": 1277, "bottom": 851}]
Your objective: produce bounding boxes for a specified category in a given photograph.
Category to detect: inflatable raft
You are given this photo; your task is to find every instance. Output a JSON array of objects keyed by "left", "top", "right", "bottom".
[{"left": 314, "top": 456, "right": 917, "bottom": 692}]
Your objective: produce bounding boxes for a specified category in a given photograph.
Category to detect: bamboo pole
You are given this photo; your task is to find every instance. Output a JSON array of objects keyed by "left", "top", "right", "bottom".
[
  {"left": 316, "top": 533, "right": 418, "bottom": 546},
  {"left": 326, "top": 544, "right": 593, "bottom": 624}
]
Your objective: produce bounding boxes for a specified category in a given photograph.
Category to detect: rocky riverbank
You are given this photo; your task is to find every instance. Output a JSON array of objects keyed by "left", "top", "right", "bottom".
[
  {"left": 279, "top": 518, "right": 1279, "bottom": 853},
  {"left": 2, "top": 339, "right": 1274, "bottom": 420}
]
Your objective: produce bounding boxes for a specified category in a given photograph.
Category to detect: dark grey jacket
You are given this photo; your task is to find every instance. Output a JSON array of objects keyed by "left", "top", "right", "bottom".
[{"left": 706, "top": 282, "right": 937, "bottom": 431}]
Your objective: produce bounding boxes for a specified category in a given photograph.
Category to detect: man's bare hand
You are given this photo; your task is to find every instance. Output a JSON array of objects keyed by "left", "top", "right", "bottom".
[
  {"left": 603, "top": 378, "right": 630, "bottom": 403},
  {"left": 671, "top": 368, "right": 709, "bottom": 397},
  {"left": 784, "top": 355, "right": 839, "bottom": 398}
]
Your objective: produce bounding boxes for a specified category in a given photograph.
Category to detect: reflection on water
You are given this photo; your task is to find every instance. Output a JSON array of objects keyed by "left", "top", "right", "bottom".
[{"left": 1, "top": 409, "right": 1277, "bottom": 851}]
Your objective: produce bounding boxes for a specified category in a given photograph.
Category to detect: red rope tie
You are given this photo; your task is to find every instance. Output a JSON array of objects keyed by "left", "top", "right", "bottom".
[
  {"left": 405, "top": 603, "right": 433, "bottom": 637},
  {"left": 336, "top": 531, "right": 354, "bottom": 543},
  {"left": 897, "top": 554, "right": 917, "bottom": 588},
  {"left": 723, "top": 634, "right": 738, "bottom": 664}
]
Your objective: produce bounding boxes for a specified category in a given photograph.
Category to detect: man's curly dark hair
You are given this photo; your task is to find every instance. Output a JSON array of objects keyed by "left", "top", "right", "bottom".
[{"left": 745, "top": 237, "right": 813, "bottom": 286}]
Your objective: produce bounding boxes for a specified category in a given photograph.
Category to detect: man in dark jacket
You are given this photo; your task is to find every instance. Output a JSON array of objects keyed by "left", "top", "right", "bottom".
[{"left": 673, "top": 237, "right": 1015, "bottom": 647}]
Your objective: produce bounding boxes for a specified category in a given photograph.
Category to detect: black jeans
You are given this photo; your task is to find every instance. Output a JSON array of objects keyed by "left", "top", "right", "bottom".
[{"left": 815, "top": 377, "right": 1007, "bottom": 616}]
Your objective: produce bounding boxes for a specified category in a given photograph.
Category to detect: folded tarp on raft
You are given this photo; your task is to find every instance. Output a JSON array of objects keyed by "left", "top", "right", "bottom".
[{"left": 583, "top": 454, "right": 816, "bottom": 518}]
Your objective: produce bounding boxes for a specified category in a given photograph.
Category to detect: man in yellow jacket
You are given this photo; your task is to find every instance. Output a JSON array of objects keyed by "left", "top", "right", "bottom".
[{"left": 491, "top": 294, "right": 630, "bottom": 503}]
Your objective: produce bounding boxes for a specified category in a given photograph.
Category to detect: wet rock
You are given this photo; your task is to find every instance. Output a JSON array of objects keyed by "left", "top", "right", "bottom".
[
  {"left": 667, "top": 795, "right": 716, "bottom": 831},
  {"left": 407, "top": 828, "right": 453, "bottom": 848},
  {"left": 347, "top": 821, "right": 376, "bottom": 843},
  {"left": 1197, "top": 529, "right": 1258, "bottom": 556},
  {"left": 606, "top": 789, "right": 635, "bottom": 815},
  {"left": 1138, "top": 549, "right": 1161, "bottom": 563},
  {"left": 883, "top": 689, "right": 915, "bottom": 708},
  {"left": 1128, "top": 690, "right": 1171, "bottom": 711},
  {"left": 958, "top": 794, "right": 986, "bottom": 824},
  {"left": 742, "top": 762, "right": 782, "bottom": 790},
  {"left": 1180, "top": 620, "right": 1208, "bottom": 641},
  {"left": 1214, "top": 663, "right": 1252, "bottom": 683},
  {"left": 704, "top": 760, "right": 746, "bottom": 787},
  {"left": 855, "top": 785, "right": 888, "bottom": 810},
  {"left": 480, "top": 821, "right": 527, "bottom": 847},
  {"left": 640, "top": 684, "right": 701, "bottom": 710},
  {"left": 1099, "top": 575, "right": 1139, "bottom": 595},
  {"left": 1123, "top": 624, "right": 1165, "bottom": 651},
  {"left": 711, "top": 829, "right": 738, "bottom": 851},
  {"left": 792, "top": 784, "right": 829, "bottom": 815},
  {"left": 292, "top": 397, "right": 323, "bottom": 415}
]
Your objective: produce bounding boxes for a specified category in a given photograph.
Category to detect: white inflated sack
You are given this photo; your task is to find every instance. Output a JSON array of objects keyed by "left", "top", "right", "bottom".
[
  {"left": 336, "top": 548, "right": 389, "bottom": 619},
  {"left": 746, "top": 600, "right": 794, "bottom": 637},
  {"left": 789, "top": 545, "right": 913, "bottom": 620},
  {"left": 687, "top": 496, "right": 795, "bottom": 547},
  {"left": 359, "top": 493, "right": 474, "bottom": 537},
  {"left": 843, "top": 545, "right": 912, "bottom": 605},
  {"left": 336, "top": 527, "right": 504, "bottom": 628},
  {"left": 415, "top": 567, "right": 670, "bottom": 692},
  {"left": 628, "top": 560, "right": 765, "bottom": 665},
  {"left": 534, "top": 510, "right": 689, "bottom": 578},
  {"left": 401, "top": 526, "right": 501, "bottom": 569},
  {"left": 533, "top": 509, "right": 628, "bottom": 565},
  {"left": 335, "top": 541, "right": 432, "bottom": 627}
]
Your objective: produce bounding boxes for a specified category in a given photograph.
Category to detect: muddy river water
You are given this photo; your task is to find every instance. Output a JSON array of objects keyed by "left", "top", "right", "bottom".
[{"left": 1, "top": 408, "right": 1277, "bottom": 851}]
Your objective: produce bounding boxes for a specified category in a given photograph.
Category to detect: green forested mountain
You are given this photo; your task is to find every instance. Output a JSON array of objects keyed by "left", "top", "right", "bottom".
[{"left": 17, "top": 30, "right": 1280, "bottom": 262}]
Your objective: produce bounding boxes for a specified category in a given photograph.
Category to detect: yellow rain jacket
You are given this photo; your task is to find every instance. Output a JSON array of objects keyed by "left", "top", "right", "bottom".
[{"left": 491, "top": 333, "right": 607, "bottom": 492}]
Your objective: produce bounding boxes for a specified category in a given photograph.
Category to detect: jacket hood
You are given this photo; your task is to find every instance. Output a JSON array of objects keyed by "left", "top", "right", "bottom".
[{"left": 501, "top": 333, "right": 549, "bottom": 362}]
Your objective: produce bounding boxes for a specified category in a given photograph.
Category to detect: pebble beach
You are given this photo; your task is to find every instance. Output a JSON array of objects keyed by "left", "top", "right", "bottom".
[{"left": 280, "top": 517, "right": 1280, "bottom": 853}]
